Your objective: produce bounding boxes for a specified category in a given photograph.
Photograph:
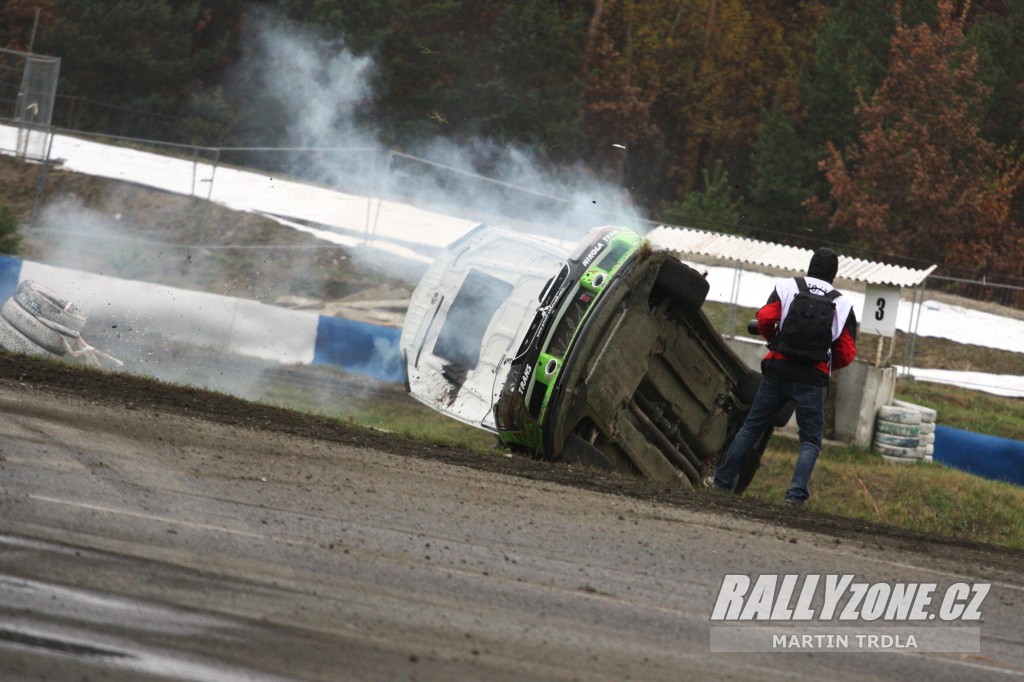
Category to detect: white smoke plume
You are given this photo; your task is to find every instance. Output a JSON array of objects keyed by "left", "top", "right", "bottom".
[{"left": 238, "top": 11, "right": 645, "bottom": 250}]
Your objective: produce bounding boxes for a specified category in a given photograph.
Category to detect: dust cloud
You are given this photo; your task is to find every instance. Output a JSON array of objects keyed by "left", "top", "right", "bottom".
[{"left": 19, "top": 9, "right": 645, "bottom": 414}]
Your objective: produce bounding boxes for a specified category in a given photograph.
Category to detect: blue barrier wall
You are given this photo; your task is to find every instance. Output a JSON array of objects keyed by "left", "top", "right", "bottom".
[
  {"left": 934, "top": 425, "right": 1024, "bottom": 486},
  {"left": 313, "top": 315, "right": 404, "bottom": 383},
  {"left": 0, "top": 254, "right": 21, "bottom": 302},
  {"left": 2, "top": 253, "right": 405, "bottom": 383}
]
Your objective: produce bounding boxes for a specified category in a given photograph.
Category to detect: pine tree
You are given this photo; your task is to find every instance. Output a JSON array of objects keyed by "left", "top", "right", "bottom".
[
  {"left": 816, "top": 0, "right": 1023, "bottom": 277},
  {"left": 749, "top": 0, "right": 936, "bottom": 239},
  {"left": 966, "top": 2, "right": 1024, "bottom": 155},
  {"left": 661, "top": 159, "right": 743, "bottom": 231},
  {"left": 36, "top": 1, "right": 243, "bottom": 142},
  {"left": 0, "top": 0, "right": 57, "bottom": 51}
]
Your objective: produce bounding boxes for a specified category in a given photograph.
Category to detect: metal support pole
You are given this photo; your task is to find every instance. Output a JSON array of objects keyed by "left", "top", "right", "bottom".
[
  {"left": 364, "top": 150, "right": 376, "bottom": 238},
  {"left": 199, "top": 147, "right": 220, "bottom": 244},
  {"left": 904, "top": 278, "right": 928, "bottom": 375},
  {"left": 28, "top": 8, "right": 40, "bottom": 53},
  {"left": 206, "top": 147, "right": 220, "bottom": 202},
  {"left": 368, "top": 151, "right": 394, "bottom": 246},
  {"left": 725, "top": 263, "right": 742, "bottom": 338},
  {"left": 189, "top": 146, "right": 200, "bottom": 243},
  {"left": 29, "top": 130, "right": 55, "bottom": 229}
]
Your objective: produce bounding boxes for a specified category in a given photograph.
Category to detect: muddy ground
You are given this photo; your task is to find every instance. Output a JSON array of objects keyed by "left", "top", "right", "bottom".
[
  {"left": 1, "top": 350, "right": 1023, "bottom": 680},
  {"left": 2, "top": 350, "right": 1020, "bottom": 578}
]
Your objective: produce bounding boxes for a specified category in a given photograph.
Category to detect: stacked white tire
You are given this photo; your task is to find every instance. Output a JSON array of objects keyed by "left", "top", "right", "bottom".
[
  {"left": 0, "top": 281, "right": 84, "bottom": 360},
  {"left": 896, "top": 400, "right": 938, "bottom": 462},
  {"left": 0, "top": 280, "right": 122, "bottom": 369},
  {"left": 874, "top": 406, "right": 923, "bottom": 462},
  {"left": 874, "top": 401, "right": 938, "bottom": 463}
]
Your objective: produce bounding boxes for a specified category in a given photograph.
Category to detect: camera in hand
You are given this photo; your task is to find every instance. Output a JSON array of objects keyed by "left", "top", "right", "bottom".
[{"left": 747, "top": 319, "right": 760, "bottom": 335}]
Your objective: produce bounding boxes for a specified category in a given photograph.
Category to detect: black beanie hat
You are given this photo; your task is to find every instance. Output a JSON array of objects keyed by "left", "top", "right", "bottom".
[{"left": 807, "top": 248, "right": 839, "bottom": 284}]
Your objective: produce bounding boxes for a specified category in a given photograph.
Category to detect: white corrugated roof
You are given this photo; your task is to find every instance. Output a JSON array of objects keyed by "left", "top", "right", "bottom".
[{"left": 647, "top": 225, "right": 935, "bottom": 288}]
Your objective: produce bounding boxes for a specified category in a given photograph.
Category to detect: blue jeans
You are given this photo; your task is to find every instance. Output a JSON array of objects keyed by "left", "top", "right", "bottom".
[{"left": 713, "top": 374, "right": 825, "bottom": 502}]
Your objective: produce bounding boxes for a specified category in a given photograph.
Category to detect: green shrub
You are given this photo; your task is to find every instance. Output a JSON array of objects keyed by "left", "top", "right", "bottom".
[{"left": 0, "top": 206, "right": 21, "bottom": 255}]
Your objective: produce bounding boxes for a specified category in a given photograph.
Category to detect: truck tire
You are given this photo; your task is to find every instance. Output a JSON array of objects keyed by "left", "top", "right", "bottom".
[
  {"left": 654, "top": 258, "right": 709, "bottom": 313},
  {"left": 560, "top": 434, "right": 616, "bottom": 471}
]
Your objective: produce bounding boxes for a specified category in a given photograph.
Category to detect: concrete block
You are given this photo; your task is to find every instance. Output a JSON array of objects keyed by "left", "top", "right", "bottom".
[{"left": 834, "top": 360, "right": 897, "bottom": 447}]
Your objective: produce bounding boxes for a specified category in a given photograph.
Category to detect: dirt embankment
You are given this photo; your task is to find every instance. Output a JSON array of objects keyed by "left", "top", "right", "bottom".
[{"left": 0, "top": 154, "right": 412, "bottom": 319}]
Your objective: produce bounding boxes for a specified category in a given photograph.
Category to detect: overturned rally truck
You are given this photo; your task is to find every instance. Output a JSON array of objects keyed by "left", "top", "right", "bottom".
[{"left": 400, "top": 225, "right": 789, "bottom": 490}]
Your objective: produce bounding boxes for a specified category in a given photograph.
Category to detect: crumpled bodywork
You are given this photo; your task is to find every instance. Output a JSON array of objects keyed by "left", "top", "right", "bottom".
[
  {"left": 399, "top": 224, "right": 567, "bottom": 431},
  {"left": 401, "top": 224, "right": 769, "bottom": 488}
]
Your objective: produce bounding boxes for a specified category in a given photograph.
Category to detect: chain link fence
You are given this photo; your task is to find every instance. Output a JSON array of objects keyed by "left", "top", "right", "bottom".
[{"left": 0, "top": 47, "right": 59, "bottom": 161}]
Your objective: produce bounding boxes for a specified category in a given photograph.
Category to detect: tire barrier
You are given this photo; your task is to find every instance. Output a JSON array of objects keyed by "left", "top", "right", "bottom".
[
  {"left": 0, "top": 316, "right": 58, "bottom": 358},
  {"left": 13, "top": 280, "right": 86, "bottom": 334},
  {"left": 876, "top": 405, "right": 922, "bottom": 425},
  {"left": 874, "top": 406, "right": 922, "bottom": 460},
  {"left": 0, "top": 280, "right": 122, "bottom": 369},
  {"left": 2, "top": 298, "right": 75, "bottom": 355},
  {"left": 874, "top": 441, "right": 920, "bottom": 459},
  {"left": 881, "top": 454, "right": 918, "bottom": 464},
  {"left": 875, "top": 400, "right": 941, "bottom": 463},
  {"left": 875, "top": 420, "right": 921, "bottom": 437},
  {"left": 894, "top": 399, "right": 938, "bottom": 423}
]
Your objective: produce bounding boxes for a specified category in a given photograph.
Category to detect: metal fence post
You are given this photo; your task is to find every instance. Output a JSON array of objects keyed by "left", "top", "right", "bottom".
[
  {"left": 725, "top": 263, "right": 743, "bottom": 338},
  {"left": 368, "top": 151, "right": 393, "bottom": 245},
  {"left": 29, "top": 130, "right": 55, "bottom": 229},
  {"left": 903, "top": 277, "right": 928, "bottom": 374}
]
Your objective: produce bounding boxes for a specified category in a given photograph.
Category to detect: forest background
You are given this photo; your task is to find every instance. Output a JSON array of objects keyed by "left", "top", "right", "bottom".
[{"left": 1, "top": 0, "right": 1023, "bottom": 285}]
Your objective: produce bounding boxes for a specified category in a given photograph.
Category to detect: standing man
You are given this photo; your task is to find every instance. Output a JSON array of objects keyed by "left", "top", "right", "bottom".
[{"left": 708, "top": 248, "right": 857, "bottom": 507}]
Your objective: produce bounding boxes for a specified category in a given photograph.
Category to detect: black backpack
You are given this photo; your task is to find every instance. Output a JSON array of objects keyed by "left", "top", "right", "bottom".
[{"left": 769, "top": 277, "right": 841, "bottom": 364}]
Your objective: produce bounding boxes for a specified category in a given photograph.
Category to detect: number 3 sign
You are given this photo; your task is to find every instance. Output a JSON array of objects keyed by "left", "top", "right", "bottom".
[{"left": 860, "top": 284, "right": 900, "bottom": 337}]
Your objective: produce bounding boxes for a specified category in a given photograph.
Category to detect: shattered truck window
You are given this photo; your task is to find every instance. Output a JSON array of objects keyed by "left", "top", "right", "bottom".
[{"left": 432, "top": 268, "right": 514, "bottom": 371}]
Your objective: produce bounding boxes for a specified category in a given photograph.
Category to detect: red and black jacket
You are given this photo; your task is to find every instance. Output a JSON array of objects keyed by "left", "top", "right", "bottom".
[{"left": 755, "top": 277, "right": 858, "bottom": 386}]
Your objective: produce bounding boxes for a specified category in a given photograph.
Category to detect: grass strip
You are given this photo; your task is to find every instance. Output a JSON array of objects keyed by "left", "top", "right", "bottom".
[{"left": 744, "top": 439, "right": 1024, "bottom": 550}]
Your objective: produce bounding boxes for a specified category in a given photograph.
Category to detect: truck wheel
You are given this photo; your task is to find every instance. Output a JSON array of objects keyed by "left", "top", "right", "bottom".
[
  {"left": 560, "top": 434, "right": 615, "bottom": 471},
  {"left": 654, "top": 258, "right": 709, "bottom": 313}
]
